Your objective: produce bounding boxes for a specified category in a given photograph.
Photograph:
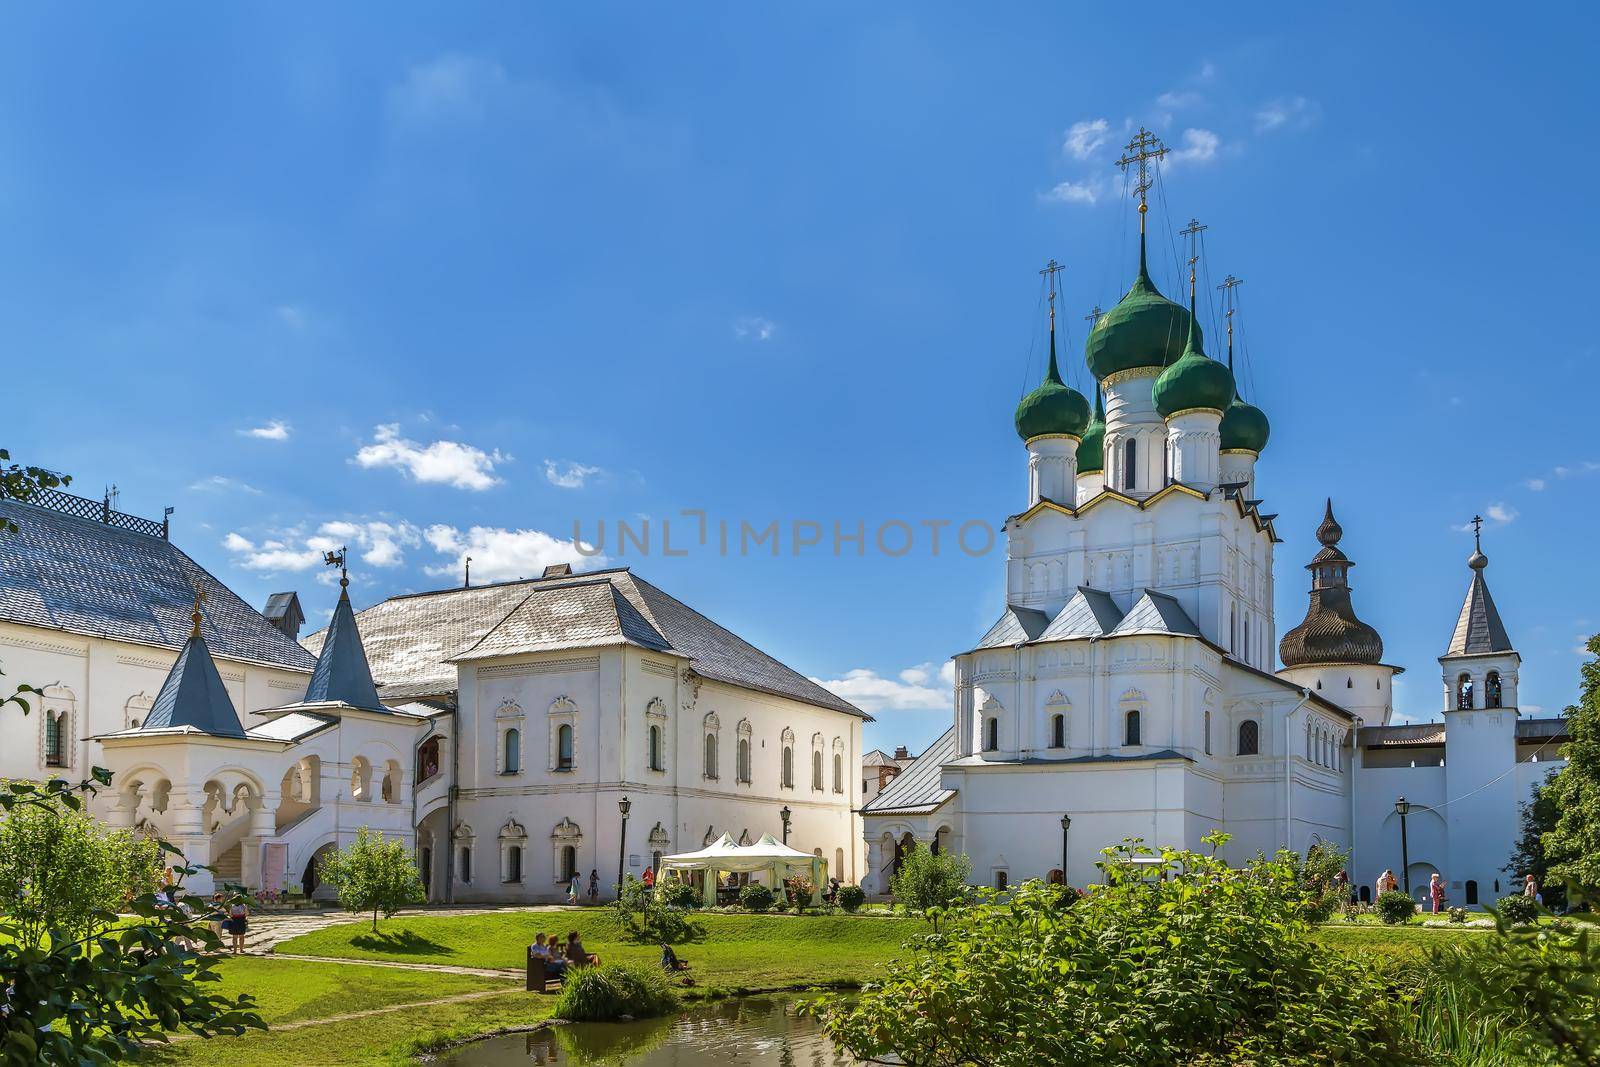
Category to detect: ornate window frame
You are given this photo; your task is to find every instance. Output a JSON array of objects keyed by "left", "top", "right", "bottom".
[
  {"left": 831, "top": 736, "right": 846, "bottom": 793},
  {"left": 645, "top": 698, "right": 668, "bottom": 773},
  {"left": 702, "top": 711, "right": 721, "bottom": 781},
  {"left": 499, "top": 818, "right": 527, "bottom": 884},
  {"left": 1045, "top": 690, "right": 1070, "bottom": 749},
  {"left": 811, "top": 732, "right": 825, "bottom": 791},
  {"left": 496, "top": 700, "right": 525, "bottom": 777},
  {"left": 124, "top": 691, "right": 153, "bottom": 731},
  {"left": 736, "top": 719, "right": 753, "bottom": 784},
  {"left": 454, "top": 822, "right": 475, "bottom": 884},
  {"left": 780, "top": 727, "right": 796, "bottom": 790},
  {"left": 551, "top": 817, "right": 583, "bottom": 884},
  {"left": 40, "top": 686, "right": 76, "bottom": 770},
  {"left": 548, "top": 696, "right": 578, "bottom": 772}
]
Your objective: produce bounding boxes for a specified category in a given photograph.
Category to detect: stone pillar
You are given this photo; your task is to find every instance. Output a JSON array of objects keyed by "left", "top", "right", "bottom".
[
  {"left": 240, "top": 790, "right": 281, "bottom": 889},
  {"left": 168, "top": 788, "right": 215, "bottom": 896}
]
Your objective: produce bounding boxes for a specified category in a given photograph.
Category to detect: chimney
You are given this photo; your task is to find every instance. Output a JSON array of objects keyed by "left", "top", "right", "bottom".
[
  {"left": 894, "top": 745, "right": 909, "bottom": 760},
  {"left": 263, "top": 592, "right": 305, "bottom": 642},
  {"left": 541, "top": 563, "right": 573, "bottom": 579}
]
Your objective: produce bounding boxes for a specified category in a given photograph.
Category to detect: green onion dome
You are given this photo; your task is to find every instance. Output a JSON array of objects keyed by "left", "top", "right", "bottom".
[
  {"left": 1085, "top": 241, "right": 1196, "bottom": 381},
  {"left": 1152, "top": 295, "right": 1234, "bottom": 418},
  {"left": 1014, "top": 328, "right": 1091, "bottom": 443},
  {"left": 1220, "top": 392, "right": 1271, "bottom": 453},
  {"left": 1077, "top": 388, "right": 1106, "bottom": 474}
]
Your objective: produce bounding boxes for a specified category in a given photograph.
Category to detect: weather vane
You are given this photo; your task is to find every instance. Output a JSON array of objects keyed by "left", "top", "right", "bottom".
[{"left": 322, "top": 546, "right": 348, "bottom": 589}]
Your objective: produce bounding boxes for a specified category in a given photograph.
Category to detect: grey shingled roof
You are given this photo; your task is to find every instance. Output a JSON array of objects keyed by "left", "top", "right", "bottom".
[
  {"left": 1359, "top": 723, "right": 1445, "bottom": 747},
  {"left": 308, "top": 567, "right": 866, "bottom": 718},
  {"left": 141, "top": 630, "right": 247, "bottom": 738},
  {"left": 1108, "top": 590, "right": 1203, "bottom": 638},
  {"left": 455, "top": 579, "right": 675, "bottom": 660},
  {"left": 862, "top": 726, "right": 956, "bottom": 816},
  {"left": 1446, "top": 570, "right": 1514, "bottom": 656},
  {"left": 1040, "top": 587, "right": 1125, "bottom": 641},
  {"left": 975, "top": 606, "right": 1051, "bottom": 649},
  {"left": 0, "top": 498, "right": 315, "bottom": 672}
]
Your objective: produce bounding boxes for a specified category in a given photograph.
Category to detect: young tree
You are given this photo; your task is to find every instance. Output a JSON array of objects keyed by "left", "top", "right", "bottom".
[
  {"left": 1505, "top": 779, "right": 1565, "bottom": 910},
  {"left": 889, "top": 843, "right": 971, "bottom": 929},
  {"left": 319, "top": 827, "right": 426, "bottom": 930},
  {"left": 1541, "top": 635, "right": 1600, "bottom": 904}
]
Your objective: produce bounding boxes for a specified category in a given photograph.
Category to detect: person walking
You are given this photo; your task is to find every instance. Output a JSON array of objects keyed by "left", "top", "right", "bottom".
[
  {"left": 1429, "top": 872, "right": 1446, "bottom": 914},
  {"left": 225, "top": 898, "right": 249, "bottom": 955},
  {"left": 567, "top": 875, "right": 580, "bottom": 906},
  {"left": 588, "top": 869, "right": 599, "bottom": 905},
  {"left": 642, "top": 866, "right": 655, "bottom": 889},
  {"left": 1524, "top": 874, "right": 1541, "bottom": 904}
]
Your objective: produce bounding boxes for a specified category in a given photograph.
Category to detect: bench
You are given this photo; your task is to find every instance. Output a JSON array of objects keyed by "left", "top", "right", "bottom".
[{"left": 525, "top": 949, "right": 562, "bottom": 993}]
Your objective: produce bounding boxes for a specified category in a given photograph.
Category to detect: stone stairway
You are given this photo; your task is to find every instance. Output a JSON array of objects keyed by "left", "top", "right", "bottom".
[{"left": 212, "top": 844, "right": 242, "bottom": 886}]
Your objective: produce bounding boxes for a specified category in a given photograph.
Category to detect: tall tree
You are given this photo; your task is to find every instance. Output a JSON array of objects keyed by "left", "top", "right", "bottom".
[
  {"left": 1505, "top": 779, "right": 1565, "bottom": 910},
  {"left": 319, "top": 827, "right": 426, "bottom": 930},
  {"left": 1541, "top": 635, "right": 1600, "bottom": 904}
]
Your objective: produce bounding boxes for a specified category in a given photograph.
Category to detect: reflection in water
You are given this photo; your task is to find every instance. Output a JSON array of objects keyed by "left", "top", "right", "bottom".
[{"left": 439, "top": 996, "right": 863, "bottom": 1066}]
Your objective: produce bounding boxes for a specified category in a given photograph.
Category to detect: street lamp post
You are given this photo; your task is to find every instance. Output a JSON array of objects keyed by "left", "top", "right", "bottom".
[
  {"left": 780, "top": 805, "right": 792, "bottom": 845},
  {"left": 617, "top": 795, "right": 631, "bottom": 900},
  {"left": 1060, "top": 814, "right": 1072, "bottom": 883},
  {"left": 1394, "top": 796, "right": 1412, "bottom": 897}
]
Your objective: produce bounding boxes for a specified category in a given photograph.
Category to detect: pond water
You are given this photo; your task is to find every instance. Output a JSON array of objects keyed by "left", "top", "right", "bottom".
[{"left": 436, "top": 995, "right": 864, "bottom": 1066}]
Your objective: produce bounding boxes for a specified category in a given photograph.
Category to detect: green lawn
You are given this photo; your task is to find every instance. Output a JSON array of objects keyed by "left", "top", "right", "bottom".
[
  {"left": 205, "top": 956, "right": 514, "bottom": 1025},
  {"left": 1309, "top": 923, "right": 1491, "bottom": 965},
  {"left": 276, "top": 909, "right": 927, "bottom": 996}
]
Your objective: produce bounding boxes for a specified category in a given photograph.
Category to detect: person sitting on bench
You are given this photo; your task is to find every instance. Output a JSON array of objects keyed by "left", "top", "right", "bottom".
[
  {"left": 660, "top": 942, "right": 690, "bottom": 972},
  {"left": 532, "top": 933, "right": 567, "bottom": 980},
  {"left": 565, "top": 930, "right": 600, "bottom": 967}
]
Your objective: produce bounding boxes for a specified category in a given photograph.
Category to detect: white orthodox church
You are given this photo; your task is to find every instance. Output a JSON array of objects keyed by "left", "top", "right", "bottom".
[
  {"left": 0, "top": 490, "right": 865, "bottom": 902},
  {"left": 862, "top": 206, "right": 1570, "bottom": 908}
]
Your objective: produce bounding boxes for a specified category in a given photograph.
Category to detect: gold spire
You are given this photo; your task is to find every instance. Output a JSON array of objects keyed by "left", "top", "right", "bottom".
[
  {"left": 1116, "top": 127, "right": 1168, "bottom": 235},
  {"left": 190, "top": 585, "right": 206, "bottom": 639}
]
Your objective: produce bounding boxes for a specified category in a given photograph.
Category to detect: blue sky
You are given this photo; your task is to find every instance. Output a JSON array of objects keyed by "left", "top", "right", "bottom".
[{"left": 5, "top": 5, "right": 1598, "bottom": 752}]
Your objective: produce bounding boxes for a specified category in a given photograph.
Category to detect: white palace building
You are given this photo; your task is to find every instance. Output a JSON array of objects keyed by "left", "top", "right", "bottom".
[
  {"left": 862, "top": 215, "right": 1570, "bottom": 908},
  {"left": 0, "top": 488, "right": 866, "bottom": 901}
]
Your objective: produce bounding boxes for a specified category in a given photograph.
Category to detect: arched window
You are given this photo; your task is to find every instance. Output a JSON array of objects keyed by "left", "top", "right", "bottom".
[
  {"left": 647, "top": 724, "right": 663, "bottom": 772},
  {"left": 1124, "top": 709, "right": 1140, "bottom": 747},
  {"left": 505, "top": 846, "right": 523, "bottom": 883},
  {"left": 559, "top": 845, "right": 577, "bottom": 883},
  {"left": 557, "top": 724, "right": 574, "bottom": 770},
  {"left": 704, "top": 733, "right": 719, "bottom": 779},
  {"left": 503, "top": 728, "right": 521, "bottom": 774},
  {"left": 984, "top": 717, "right": 999, "bottom": 751},
  {"left": 1242, "top": 616, "right": 1251, "bottom": 666},
  {"left": 459, "top": 846, "right": 473, "bottom": 884},
  {"left": 812, "top": 750, "right": 824, "bottom": 791},
  {"left": 835, "top": 847, "right": 844, "bottom": 876},
  {"left": 737, "top": 737, "right": 752, "bottom": 783},
  {"left": 832, "top": 752, "right": 843, "bottom": 793},
  {"left": 1486, "top": 672, "right": 1502, "bottom": 709},
  {"left": 1456, "top": 673, "right": 1474, "bottom": 710},
  {"left": 1238, "top": 719, "right": 1260, "bottom": 756},
  {"left": 1359, "top": 885, "right": 1370, "bottom": 903},
  {"left": 782, "top": 744, "right": 794, "bottom": 789},
  {"left": 1204, "top": 709, "right": 1212, "bottom": 755},
  {"left": 1051, "top": 714, "right": 1065, "bottom": 748},
  {"left": 1163, "top": 439, "right": 1170, "bottom": 485},
  {"left": 1464, "top": 879, "right": 1479, "bottom": 905},
  {"left": 1305, "top": 721, "right": 1313, "bottom": 760},
  {"left": 43, "top": 711, "right": 66, "bottom": 768},
  {"left": 1122, "top": 438, "right": 1137, "bottom": 492},
  {"left": 417, "top": 736, "right": 442, "bottom": 784}
]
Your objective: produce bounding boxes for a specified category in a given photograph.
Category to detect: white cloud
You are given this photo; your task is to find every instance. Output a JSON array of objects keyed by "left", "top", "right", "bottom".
[
  {"left": 1255, "top": 96, "right": 1320, "bottom": 134},
  {"left": 241, "top": 420, "right": 291, "bottom": 441},
  {"left": 389, "top": 52, "right": 509, "bottom": 125},
  {"left": 190, "top": 475, "right": 262, "bottom": 495},
  {"left": 1486, "top": 503, "right": 1517, "bottom": 525},
  {"left": 1062, "top": 118, "right": 1110, "bottom": 160},
  {"left": 276, "top": 305, "right": 308, "bottom": 330},
  {"left": 1042, "top": 178, "right": 1104, "bottom": 205},
  {"left": 223, "top": 520, "right": 420, "bottom": 572},
  {"left": 1155, "top": 90, "right": 1203, "bottom": 112},
  {"left": 543, "top": 460, "right": 603, "bottom": 490},
  {"left": 1525, "top": 478, "right": 1547, "bottom": 492},
  {"left": 1168, "top": 128, "right": 1220, "bottom": 165},
  {"left": 733, "top": 316, "right": 777, "bottom": 341},
  {"left": 808, "top": 660, "right": 955, "bottom": 713},
  {"left": 424, "top": 524, "right": 602, "bottom": 583},
  {"left": 353, "top": 424, "right": 506, "bottom": 491}
]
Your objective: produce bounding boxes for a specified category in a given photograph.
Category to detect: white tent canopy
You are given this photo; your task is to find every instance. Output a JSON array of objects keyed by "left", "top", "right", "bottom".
[{"left": 659, "top": 832, "right": 827, "bottom": 905}]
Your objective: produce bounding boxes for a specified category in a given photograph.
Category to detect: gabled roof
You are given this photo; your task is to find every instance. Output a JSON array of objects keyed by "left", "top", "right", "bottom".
[
  {"left": 1446, "top": 569, "right": 1514, "bottom": 657},
  {"left": 454, "top": 579, "right": 675, "bottom": 661},
  {"left": 974, "top": 605, "right": 1051, "bottom": 649},
  {"left": 1039, "top": 587, "right": 1124, "bottom": 641},
  {"left": 1359, "top": 723, "right": 1445, "bottom": 747},
  {"left": 308, "top": 567, "right": 866, "bottom": 718},
  {"left": 300, "top": 587, "right": 387, "bottom": 712},
  {"left": 1010, "top": 483, "right": 1281, "bottom": 543},
  {"left": 0, "top": 497, "right": 315, "bottom": 672},
  {"left": 1109, "top": 589, "right": 1202, "bottom": 638},
  {"left": 861, "top": 726, "right": 956, "bottom": 816},
  {"left": 141, "top": 627, "right": 246, "bottom": 738}
]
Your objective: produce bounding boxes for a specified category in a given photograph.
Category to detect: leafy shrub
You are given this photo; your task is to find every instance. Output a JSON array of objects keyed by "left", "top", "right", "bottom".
[
  {"left": 1377, "top": 890, "right": 1416, "bottom": 925},
  {"left": 658, "top": 881, "right": 699, "bottom": 909},
  {"left": 615, "top": 877, "right": 702, "bottom": 943},
  {"left": 889, "top": 843, "right": 971, "bottom": 929},
  {"left": 552, "top": 962, "right": 681, "bottom": 1022},
  {"left": 837, "top": 884, "right": 866, "bottom": 913},
  {"left": 785, "top": 875, "right": 815, "bottom": 912},
  {"left": 318, "top": 827, "right": 425, "bottom": 930},
  {"left": 1288, "top": 841, "right": 1350, "bottom": 924},
  {"left": 1496, "top": 893, "right": 1538, "bottom": 926},
  {"left": 811, "top": 834, "right": 1416, "bottom": 1065},
  {"left": 1447, "top": 906, "right": 1469, "bottom": 924},
  {"left": 738, "top": 884, "right": 775, "bottom": 913}
]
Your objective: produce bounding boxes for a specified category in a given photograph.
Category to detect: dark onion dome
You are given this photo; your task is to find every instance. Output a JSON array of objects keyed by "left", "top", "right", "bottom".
[
  {"left": 1077, "top": 387, "right": 1106, "bottom": 474},
  {"left": 1085, "top": 237, "right": 1197, "bottom": 381},
  {"left": 1015, "top": 326, "right": 1091, "bottom": 443},
  {"left": 1220, "top": 391, "right": 1271, "bottom": 453},
  {"left": 1152, "top": 292, "right": 1234, "bottom": 418},
  {"left": 1279, "top": 500, "right": 1384, "bottom": 667}
]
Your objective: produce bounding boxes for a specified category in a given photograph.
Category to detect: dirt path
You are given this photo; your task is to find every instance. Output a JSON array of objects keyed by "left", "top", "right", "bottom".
[
  {"left": 268, "top": 952, "right": 520, "bottom": 978},
  {"left": 167, "top": 986, "right": 523, "bottom": 1042},
  {"left": 243, "top": 904, "right": 573, "bottom": 953}
]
